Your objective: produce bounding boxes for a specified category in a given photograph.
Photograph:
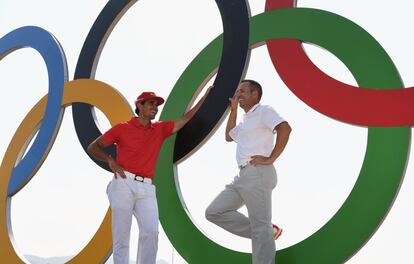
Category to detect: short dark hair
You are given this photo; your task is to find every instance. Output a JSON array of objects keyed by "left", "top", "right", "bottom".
[
  {"left": 134, "top": 101, "right": 144, "bottom": 116},
  {"left": 241, "top": 79, "right": 262, "bottom": 101}
]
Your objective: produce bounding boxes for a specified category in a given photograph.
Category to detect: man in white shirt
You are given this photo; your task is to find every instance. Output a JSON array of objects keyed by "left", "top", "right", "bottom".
[{"left": 205, "top": 80, "right": 291, "bottom": 264}]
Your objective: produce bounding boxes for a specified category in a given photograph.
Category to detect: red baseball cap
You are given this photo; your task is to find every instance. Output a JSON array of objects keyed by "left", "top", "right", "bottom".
[{"left": 135, "top": 91, "right": 165, "bottom": 106}]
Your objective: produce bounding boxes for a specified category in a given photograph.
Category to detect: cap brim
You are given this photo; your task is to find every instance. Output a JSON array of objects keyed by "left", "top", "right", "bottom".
[
  {"left": 154, "top": 97, "right": 165, "bottom": 105},
  {"left": 136, "top": 96, "right": 165, "bottom": 106}
]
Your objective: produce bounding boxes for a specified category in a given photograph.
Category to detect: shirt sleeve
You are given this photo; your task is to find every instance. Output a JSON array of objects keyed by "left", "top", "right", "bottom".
[
  {"left": 229, "top": 124, "right": 241, "bottom": 142},
  {"left": 101, "top": 124, "right": 122, "bottom": 145},
  {"left": 261, "top": 106, "right": 285, "bottom": 132},
  {"left": 161, "top": 121, "right": 175, "bottom": 137}
]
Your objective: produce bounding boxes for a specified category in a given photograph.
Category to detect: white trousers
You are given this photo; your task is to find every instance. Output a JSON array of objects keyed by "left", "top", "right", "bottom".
[{"left": 107, "top": 177, "right": 159, "bottom": 264}]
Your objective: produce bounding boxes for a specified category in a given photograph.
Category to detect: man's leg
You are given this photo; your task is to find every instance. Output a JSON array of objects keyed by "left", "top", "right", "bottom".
[
  {"left": 205, "top": 177, "right": 251, "bottom": 238},
  {"left": 134, "top": 183, "right": 159, "bottom": 264},
  {"left": 107, "top": 179, "right": 135, "bottom": 264},
  {"left": 238, "top": 165, "right": 277, "bottom": 264}
]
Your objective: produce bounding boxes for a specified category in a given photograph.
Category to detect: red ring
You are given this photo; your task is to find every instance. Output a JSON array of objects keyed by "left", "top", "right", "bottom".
[{"left": 265, "top": 0, "right": 414, "bottom": 126}]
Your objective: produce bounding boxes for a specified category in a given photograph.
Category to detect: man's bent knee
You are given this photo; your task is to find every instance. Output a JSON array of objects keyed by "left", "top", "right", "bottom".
[{"left": 205, "top": 205, "right": 221, "bottom": 222}]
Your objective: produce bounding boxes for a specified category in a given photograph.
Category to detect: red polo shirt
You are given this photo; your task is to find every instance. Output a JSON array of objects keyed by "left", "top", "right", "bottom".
[{"left": 101, "top": 117, "right": 174, "bottom": 178}]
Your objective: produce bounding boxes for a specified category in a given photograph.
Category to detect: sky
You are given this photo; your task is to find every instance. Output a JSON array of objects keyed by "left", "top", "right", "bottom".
[{"left": 1, "top": 0, "right": 414, "bottom": 263}]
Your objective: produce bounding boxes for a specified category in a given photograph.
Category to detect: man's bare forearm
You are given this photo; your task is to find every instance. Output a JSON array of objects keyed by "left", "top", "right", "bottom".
[
  {"left": 225, "top": 108, "right": 237, "bottom": 142},
  {"left": 173, "top": 86, "right": 213, "bottom": 133},
  {"left": 269, "top": 122, "right": 291, "bottom": 161},
  {"left": 87, "top": 138, "right": 112, "bottom": 163},
  {"left": 225, "top": 94, "right": 239, "bottom": 141}
]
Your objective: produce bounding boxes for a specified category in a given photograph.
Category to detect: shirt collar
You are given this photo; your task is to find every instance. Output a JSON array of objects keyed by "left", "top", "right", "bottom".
[
  {"left": 245, "top": 103, "right": 260, "bottom": 116},
  {"left": 130, "top": 117, "right": 154, "bottom": 129}
]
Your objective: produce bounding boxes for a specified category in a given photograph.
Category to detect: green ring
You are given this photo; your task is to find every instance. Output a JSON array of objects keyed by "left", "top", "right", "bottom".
[{"left": 155, "top": 8, "right": 409, "bottom": 263}]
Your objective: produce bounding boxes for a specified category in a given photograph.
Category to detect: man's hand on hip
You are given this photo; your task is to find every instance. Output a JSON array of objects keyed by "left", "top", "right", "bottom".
[
  {"left": 250, "top": 155, "right": 275, "bottom": 166},
  {"left": 108, "top": 158, "right": 126, "bottom": 178}
]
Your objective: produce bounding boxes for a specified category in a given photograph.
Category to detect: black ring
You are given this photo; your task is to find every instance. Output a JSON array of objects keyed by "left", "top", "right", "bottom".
[
  {"left": 73, "top": 0, "right": 250, "bottom": 170},
  {"left": 173, "top": 0, "right": 250, "bottom": 162}
]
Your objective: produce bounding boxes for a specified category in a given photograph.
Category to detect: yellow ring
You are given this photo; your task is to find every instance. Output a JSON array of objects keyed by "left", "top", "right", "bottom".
[{"left": 0, "top": 79, "right": 133, "bottom": 263}]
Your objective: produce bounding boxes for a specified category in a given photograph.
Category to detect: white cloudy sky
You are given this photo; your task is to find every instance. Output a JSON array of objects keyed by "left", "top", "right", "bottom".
[{"left": 1, "top": 0, "right": 414, "bottom": 263}]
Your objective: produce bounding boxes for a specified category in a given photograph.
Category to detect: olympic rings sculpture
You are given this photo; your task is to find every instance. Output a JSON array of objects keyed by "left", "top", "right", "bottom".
[{"left": 0, "top": 0, "right": 411, "bottom": 263}]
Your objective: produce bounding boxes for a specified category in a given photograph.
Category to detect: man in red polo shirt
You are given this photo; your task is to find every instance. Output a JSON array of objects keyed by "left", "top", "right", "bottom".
[{"left": 87, "top": 87, "right": 211, "bottom": 264}]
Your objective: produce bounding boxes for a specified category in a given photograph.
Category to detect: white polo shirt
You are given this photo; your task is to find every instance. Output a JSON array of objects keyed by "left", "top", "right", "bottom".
[{"left": 229, "top": 103, "right": 285, "bottom": 167}]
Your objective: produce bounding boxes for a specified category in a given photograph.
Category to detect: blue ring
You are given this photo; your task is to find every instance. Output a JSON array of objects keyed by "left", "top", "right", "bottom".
[{"left": 0, "top": 26, "right": 67, "bottom": 195}]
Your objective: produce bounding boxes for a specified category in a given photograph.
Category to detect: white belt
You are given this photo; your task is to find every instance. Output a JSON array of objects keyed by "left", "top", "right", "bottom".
[{"left": 123, "top": 171, "right": 152, "bottom": 184}]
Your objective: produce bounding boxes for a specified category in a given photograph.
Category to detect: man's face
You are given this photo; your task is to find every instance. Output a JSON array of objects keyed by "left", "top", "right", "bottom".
[
  {"left": 236, "top": 82, "right": 256, "bottom": 109},
  {"left": 137, "top": 99, "right": 159, "bottom": 119}
]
